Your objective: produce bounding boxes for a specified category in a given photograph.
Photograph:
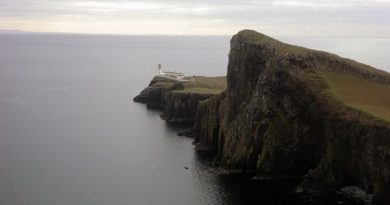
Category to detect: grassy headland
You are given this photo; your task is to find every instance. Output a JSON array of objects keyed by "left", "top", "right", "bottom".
[
  {"left": 237, "top": 29, "right": 390, "bottom": 124},
  {"left": 319, "top": 71, "right": 390, "bottom": 122}
]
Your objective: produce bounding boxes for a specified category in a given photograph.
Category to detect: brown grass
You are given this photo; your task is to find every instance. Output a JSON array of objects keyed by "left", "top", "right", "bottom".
[
  {"left": 306, "top": 71, "right": 390, "bottom": 122},
  {"left": 152, "top": 75, "right": 226, "bottom": 94},
  {"left": 180, "top": 76, "right": 227, "bottom": 94}
]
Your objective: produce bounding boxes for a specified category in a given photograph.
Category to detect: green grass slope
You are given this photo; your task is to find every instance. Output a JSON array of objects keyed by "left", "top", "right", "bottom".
[{"left": 319, "top": 71, "right": 390, "bottom": 122}]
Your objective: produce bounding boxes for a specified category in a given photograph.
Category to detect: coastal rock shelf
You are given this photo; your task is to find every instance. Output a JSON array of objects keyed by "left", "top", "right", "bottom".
[{"left": 134, "top": 30, "right": 390, "bottom": 205}]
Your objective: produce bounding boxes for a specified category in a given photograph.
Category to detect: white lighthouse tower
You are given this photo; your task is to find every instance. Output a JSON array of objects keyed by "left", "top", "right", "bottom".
[{"left": 158, "top": 64, "right": 163, "bottom": 75}]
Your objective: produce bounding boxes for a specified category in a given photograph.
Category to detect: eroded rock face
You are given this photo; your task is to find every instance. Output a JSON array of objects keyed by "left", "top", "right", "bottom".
[
  {"left": 195, "top": 33, "right": 326, "bottom": 175},
  {"left": 133, "top": 76, "right": 218, "bottom": 126},
  {"left": 133, "top": 77, "right": 181, "bottom": 109},
  {"left": 303, "top": 117, "right": 390, "bottom": 204},
  {"left": 193, "top": 30, "right": 390, "bottom": 204},
  {"left": 162, "top": 91, "right": 214, "bottom": 125}
]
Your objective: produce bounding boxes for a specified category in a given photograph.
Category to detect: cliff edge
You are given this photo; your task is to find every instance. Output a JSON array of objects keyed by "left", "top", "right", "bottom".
[
  {"left": 134, "top": 75, "right": 226, "bottom": 125},
  {"left": 194, "top": 30, "right": 390, "bottom": 204}
]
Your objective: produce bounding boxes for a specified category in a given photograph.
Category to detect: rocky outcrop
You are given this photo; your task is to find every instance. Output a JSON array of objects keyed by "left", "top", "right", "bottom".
[
  {"left": 134, "top": 76, "right": 222, "bottom": 126},
  {"left": 193, "top": 30, "right": 390, "bottom": 204},
  {"left": 303, "top": 116, "right": 390, "bottom": 205},
  {"left": 161, "top": 91, "right": 214, "bottom": 125},
  {"left": 133, "top": 76, "right": 181, "bottom": 109}
]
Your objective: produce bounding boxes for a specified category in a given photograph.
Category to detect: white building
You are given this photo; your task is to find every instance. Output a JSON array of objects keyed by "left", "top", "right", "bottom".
[{"left": 157, "top": 64, "right": 185, "bottom": 80}]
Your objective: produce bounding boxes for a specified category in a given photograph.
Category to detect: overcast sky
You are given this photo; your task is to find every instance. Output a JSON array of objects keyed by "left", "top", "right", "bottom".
[{"left": 0, "top": 0, "right": 389, "bottom": 36}]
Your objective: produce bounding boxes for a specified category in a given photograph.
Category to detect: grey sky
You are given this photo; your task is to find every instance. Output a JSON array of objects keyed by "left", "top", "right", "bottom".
[{"left": 0, "top": 0, "right": 389, "bottom": 36}]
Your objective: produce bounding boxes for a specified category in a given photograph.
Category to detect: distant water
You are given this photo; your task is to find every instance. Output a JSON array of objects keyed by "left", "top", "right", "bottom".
[{"left": 0, "top": 33, "right": 389, "bottom": 205}]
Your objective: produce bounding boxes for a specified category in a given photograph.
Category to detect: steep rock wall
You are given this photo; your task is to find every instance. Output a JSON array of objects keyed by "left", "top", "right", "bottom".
[
  {"left": 193, "top": 30, "right": 390, "bottom": 204},
  {"left": 162, "top": 91, "right": 215, "bottom": 125}
]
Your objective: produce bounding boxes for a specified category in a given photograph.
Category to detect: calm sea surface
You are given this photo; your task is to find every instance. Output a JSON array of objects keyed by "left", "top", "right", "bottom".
[{"left": 0, "top": 33, "right": 389, "bottom": 205}]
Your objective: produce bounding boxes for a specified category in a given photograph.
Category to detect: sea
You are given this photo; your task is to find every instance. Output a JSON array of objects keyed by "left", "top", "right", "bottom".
[{"left": 0, "top": 33, "right": 389, "bottom": 205}]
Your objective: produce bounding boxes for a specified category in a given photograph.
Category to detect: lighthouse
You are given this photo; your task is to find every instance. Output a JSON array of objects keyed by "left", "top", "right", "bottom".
[
  {"left": 156, "top": 64, "right": 185, "bottom": 81},
  {"left": 158, "top": 64, "right": 163, "bottom": 75}
]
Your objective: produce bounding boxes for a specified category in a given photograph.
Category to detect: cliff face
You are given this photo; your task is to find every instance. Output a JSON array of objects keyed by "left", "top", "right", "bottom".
[
  {"left": 194, "top": 30, "right": 390, "bottom": 204},
  {"left": 134, "top": 76, "right": 226, "bottom": 125},
  {"left": 133, "top": 76, "right": 180, "bottom": 110},
  {"left": 161, "top": 91, "right": 214, "bottom": 124}
]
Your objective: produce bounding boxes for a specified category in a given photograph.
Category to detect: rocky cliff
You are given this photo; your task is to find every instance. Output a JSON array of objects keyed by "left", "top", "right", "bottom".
[
  {"left": 134, "top": 76, "right": 226, "bottom": 125},
  {"left": 193, "top": 30, "right": 390, "bottom": 205}
]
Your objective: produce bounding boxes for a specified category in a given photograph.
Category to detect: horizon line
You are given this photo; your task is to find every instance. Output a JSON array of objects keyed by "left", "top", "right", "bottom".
[{"left": 1, "top": 29, "right": 390, "bottom": 39}]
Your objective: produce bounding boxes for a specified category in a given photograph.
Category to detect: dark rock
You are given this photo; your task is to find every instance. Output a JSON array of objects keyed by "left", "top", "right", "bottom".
[
  {"left": 161, "top": 91, "right": 214, "bottom": 125},
  {"left": 193, "top": 30, "right": 390, "bottom": 205},
  {"left": 133, "top": 76, "right": 223, "bottom": 127},
  {"left": 177, "top": 129, "right": 194, "bottom": 137}
]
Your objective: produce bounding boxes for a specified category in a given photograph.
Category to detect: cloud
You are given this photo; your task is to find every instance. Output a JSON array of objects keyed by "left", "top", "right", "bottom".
[{"left": 0, "top": 0, "right": 389, "bottom": 36}]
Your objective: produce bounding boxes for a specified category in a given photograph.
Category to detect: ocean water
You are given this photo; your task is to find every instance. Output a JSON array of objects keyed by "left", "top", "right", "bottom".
[{"left": 0, "top": 33, "right": 389, "bottom": 205}]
